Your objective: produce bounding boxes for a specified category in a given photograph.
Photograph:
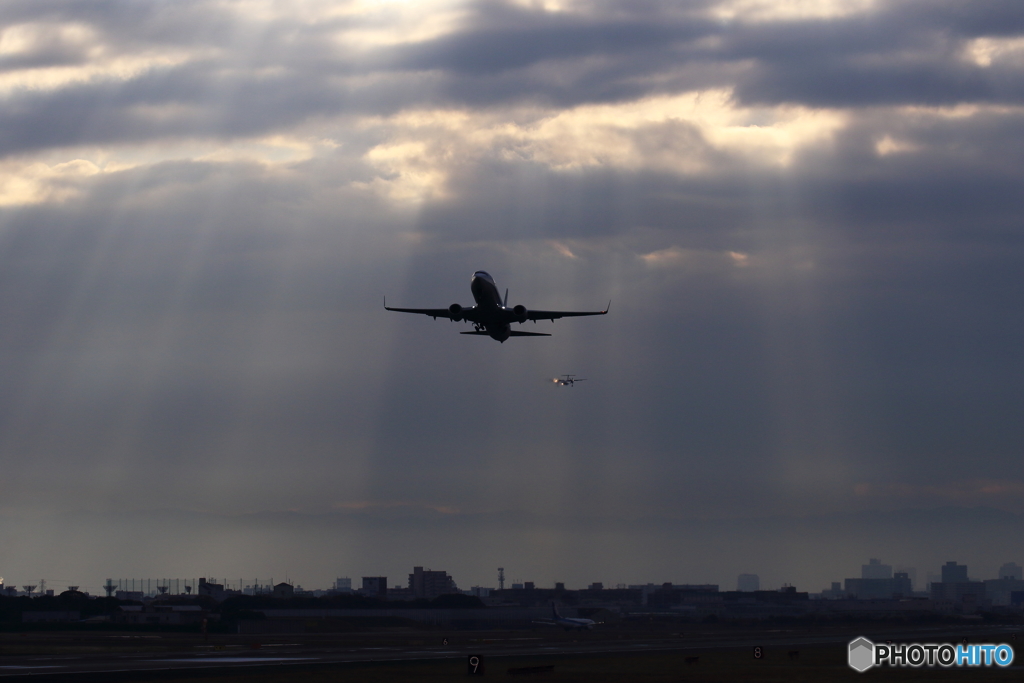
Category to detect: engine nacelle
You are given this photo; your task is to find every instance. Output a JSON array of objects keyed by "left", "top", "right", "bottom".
[
  {"left": 448, "top": 303, "right": 463, "bottom": 321},
  {"left": 512, "top": 304, "right": 528, "bottom": 323}
]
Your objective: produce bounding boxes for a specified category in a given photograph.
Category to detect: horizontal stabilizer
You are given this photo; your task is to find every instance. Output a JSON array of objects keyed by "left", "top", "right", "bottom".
[{"left": 460, "top": 331, "right": 491, "bottom": 335}]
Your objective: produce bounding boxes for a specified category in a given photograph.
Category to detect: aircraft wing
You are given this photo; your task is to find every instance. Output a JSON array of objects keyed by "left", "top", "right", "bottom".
[
  {"left": 385, "top": 301, "right": 479, "bottom": 322},
  {"left": 525, "top": 302, "right": 609, "bottom": 321}
]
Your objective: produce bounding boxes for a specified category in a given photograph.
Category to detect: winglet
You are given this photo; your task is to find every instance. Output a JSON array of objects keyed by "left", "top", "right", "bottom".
[
  {"left": 605, "top": 300, "right": 611, "bottom": 313},
  {"left": 504, "top": 288, "right": 509, "bottom": 308}
]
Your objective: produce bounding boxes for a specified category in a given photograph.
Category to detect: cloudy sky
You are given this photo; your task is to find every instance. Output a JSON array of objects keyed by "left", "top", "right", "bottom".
[{"left": 1, "top": 0, "right": 1023, "bottom": 593}]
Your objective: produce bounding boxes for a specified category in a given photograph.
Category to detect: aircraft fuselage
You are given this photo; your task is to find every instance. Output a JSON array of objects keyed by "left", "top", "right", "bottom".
[{"left": 470, "top": 271, "right": 513, "bottom": 342}]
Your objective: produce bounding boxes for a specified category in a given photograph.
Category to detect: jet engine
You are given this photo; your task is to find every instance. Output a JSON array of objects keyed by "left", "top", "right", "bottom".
[
  {"left": 512, "top": 304, "right": 528, "bottom": 323},
  {"left": 448, "top": 303, "right": 463, "bottom": 321}
]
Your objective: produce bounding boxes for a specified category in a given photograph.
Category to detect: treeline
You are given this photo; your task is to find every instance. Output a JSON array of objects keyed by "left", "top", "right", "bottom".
[{"left": 1, "top": 590, "right": 485, "bottom": 626}]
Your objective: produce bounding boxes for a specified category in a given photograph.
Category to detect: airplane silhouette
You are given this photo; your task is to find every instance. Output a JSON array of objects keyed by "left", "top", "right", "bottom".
[{"left": 386, "top": 271, "right": 608, "bottom": 343}]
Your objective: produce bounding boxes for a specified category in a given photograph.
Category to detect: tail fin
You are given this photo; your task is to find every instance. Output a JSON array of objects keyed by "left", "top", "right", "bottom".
[{"left": 551, "top": 602, "right": 560, "bottom": 618}]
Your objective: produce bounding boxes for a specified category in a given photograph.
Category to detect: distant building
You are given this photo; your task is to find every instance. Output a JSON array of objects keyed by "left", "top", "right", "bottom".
[
  {"left": 198, "top": 578, "right": 228, "bottom": 601},
  {"left": 844, "top": 573, "right": 912, "bottom": 600},
  {"left": 941, "top": 561, "right": 969, "bottom": 583},
  {"left": 998, "top": 563, "right": 1022, "bottom": 581},
  {"left": 862, "top": 559, "right": 892, "bottom": 580},
  {"left": 932, "top": 562, "right": 985, "bottom": 611},
  {"left": 387, "top": 585, "right": 417, "bottom": 601},
  {"left": 931, "top": 580, "right": 986, "bottom": 612},
  {"left": 895, "top": 566, "right": 917, "bottom": 592},
  {"left": 362, "top": 576, "right": 387, "bottom": 599},
  {"left": 819, "top": 582, "right": 844, "bottom": 599},
  {"left": 409, "top": 567, "right": 457, "bottom": 600},
  {"left": 588, "top": 583, "right": 604, "bottom": 591},
  {"left": 737, "top": 574, "right": 760, "bottom": 592},
  {"left": 984, "top": 578, "right": 1024, "bottom": 606},
  {"left": 334, "top": 578, "right": 352, "bottom": 592},
  {"left": 645, "top": 583, "right": 720, "bottom": 609},
  {"left": 272, "top": 583, "right": 294, "bottom": 599}
]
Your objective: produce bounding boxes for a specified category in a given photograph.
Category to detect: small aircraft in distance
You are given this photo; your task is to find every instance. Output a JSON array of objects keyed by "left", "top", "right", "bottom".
[
  {"left": 533, "top": 602, "right": 597, "bottom": 631},
  {"left": 552, "top": 374, "right": 586, "bottom": 387},
  {"left": 385, "top": 271, "right": 609, "bottom": 343}
]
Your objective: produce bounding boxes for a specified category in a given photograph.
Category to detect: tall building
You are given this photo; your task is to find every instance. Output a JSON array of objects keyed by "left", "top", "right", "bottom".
[
  {"left": 362, "top": 576, "right": 387, "bottom": 599},
  {"left": 334, "top": 578, "right": 352, "bottom": 592},
  {"left": 894, "top": 566, "right": 917, "bottom": 591},
  {"left": 862, "top": 559, "right": 892, "bottom": 580},
  {"left": 737, "top": 574, "right": 760, "bottom": 592},
  {"left": 941, "top": 561, "right": 968, "bottom": 583},
  {"left": 408, "top": 567, "right": 457, "bottom": 600},
  {"left": 998, "top": 563, "right": 1022, "bottom": 581}
]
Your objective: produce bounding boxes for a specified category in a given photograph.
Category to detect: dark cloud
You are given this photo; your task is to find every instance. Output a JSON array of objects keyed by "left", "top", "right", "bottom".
[{"left": 4, "top": 0, "right": 1023, "bottom": 156}]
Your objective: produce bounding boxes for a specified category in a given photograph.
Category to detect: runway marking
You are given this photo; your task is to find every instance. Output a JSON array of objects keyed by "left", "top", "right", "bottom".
[
  {"left": 0, "top": 666, "right": 65, "bottom": 670},
  {"left": 151, "top": 657, "right": 317, "bottom": 664}
]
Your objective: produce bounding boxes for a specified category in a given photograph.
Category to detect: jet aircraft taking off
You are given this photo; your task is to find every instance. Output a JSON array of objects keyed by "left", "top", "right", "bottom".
[
  {"left": 552, "top": 374, "right": 586, "bottom": 386},
  {"left": 385, "top": 271, "right": 608, "bottom": 343}
]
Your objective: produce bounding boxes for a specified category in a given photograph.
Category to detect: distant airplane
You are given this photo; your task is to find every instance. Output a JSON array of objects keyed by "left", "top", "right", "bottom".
[
  {"left": 533, "top": 602, "right": 597, "bottom": 631},
  {"left": 385, "top": 271, "right": 609, "bottom": 343},
  {"left": 552, "top": 374, "right": 586, "bottom": 387}
]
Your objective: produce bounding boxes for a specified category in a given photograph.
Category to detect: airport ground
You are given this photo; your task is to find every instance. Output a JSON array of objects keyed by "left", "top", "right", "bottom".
[{"left": 1, "top": 619, "right": 1021, "bottom": 681}]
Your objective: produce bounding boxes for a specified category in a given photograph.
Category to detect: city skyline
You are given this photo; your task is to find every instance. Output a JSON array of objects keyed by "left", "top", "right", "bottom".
[
  {"left": 4, "top": 553, "right": 1021, "bottom": 602},
  {"left": 2, "top": 505, "right": 1023, "bottom": 596}
]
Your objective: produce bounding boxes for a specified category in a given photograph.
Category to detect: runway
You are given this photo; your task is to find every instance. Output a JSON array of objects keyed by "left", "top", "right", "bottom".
[{"left": 0, "top": 622, "right": 1019, "bottom": 681}]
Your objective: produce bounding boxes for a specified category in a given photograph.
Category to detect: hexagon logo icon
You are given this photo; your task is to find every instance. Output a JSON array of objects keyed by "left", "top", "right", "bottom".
[{"left": 848, "top": 637, "right": 875, "bottom": 672}]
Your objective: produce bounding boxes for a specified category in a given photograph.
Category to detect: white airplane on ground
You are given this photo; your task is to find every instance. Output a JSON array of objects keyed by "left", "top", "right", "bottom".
[
  {"left": 533, "top": 602, "right": 597, "bottom": 631},
  {"left": 385, "top": 271, "right": 608, "bottom": 343}
]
